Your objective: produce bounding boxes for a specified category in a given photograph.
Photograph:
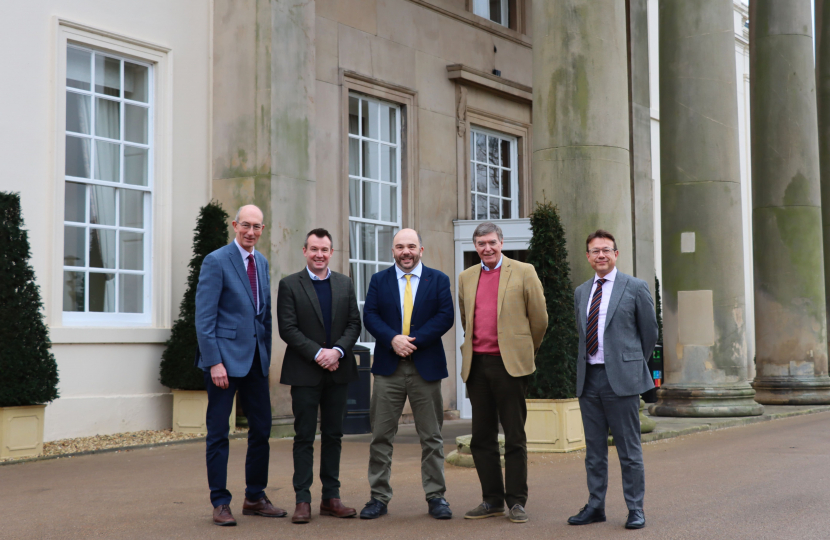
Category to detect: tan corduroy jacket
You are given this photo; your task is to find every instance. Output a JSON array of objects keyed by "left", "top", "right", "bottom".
[{"left": 458, "top": 255, "right": 548, "bottom": 381}]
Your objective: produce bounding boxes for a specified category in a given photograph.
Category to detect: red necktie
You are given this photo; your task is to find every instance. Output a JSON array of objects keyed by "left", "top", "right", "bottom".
[
  {"left": 586, "top": 278, "right": 606, "bottom": 356},
  {"left": 247, "top": 254, "right": 258, "bottom": 310}
]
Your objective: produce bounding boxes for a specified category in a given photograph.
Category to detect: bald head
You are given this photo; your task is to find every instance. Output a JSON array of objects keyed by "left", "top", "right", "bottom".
[
  {"left": 235, "top": 205, "right": 263, "bottom": 223},
  {"left": 232, "top": 204, "right": 265, "bottom": 252},
  {"left": 392, "top": 228, "right": 424, "bottom": 272}
]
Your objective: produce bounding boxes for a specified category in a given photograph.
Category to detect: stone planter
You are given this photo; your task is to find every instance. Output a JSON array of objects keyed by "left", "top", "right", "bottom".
[
  {"left": 525, "top": 398, "right": 585, "bottom": 453},
  {"left": 0, "top": 404, "right": 46, "bottom": 459},
  {"left": 172, "top": 390, "right": 235, "bottom": 434}
]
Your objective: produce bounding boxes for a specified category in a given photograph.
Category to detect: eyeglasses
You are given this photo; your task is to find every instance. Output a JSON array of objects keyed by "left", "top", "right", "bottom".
[
  {"left": 238, "top": 222, "right": 265, "bottom": 232},
  {"left": 588, "top": 248, "right": 615, "bottom": 257}
]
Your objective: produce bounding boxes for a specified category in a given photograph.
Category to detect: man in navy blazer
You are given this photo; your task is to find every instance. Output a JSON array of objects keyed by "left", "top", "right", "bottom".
[
  {"left": 195, "top": 204, "right": 286, "bottom": 526},
  {"left": 358, "top": 228, "right": 455, "bottom": 521}
]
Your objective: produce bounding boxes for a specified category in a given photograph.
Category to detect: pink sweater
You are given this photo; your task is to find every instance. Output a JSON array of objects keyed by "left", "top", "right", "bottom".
[{"left": 472, "top": 267, "right": 501, "bottom": 355}]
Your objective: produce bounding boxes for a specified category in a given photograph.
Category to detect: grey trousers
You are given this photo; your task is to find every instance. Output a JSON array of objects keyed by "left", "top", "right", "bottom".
[
  {"left": 578, "top": 364, "right": 645, "bottom": 511},
  {"left": 368, "top": 360, "right": 446, "bottom": 504}
]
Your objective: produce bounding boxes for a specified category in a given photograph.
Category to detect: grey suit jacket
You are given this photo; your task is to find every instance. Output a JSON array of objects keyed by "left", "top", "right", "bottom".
[{"left": 574, "top": 270, "right": 658, "bottom": 397}]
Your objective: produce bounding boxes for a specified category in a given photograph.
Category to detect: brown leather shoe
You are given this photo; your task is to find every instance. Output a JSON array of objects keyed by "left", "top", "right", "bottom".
[
  {"left": 292, "top": 502, "right": 311, "bottom": 524},
  {"left": 320, "top": 498, "right": 357, "bottom": 518},
  {"left": 213, "top": 504, "right": 237, "bottom": 526},
  {"left": 242, "top": 495, "right": 287, "bottom": 517}
]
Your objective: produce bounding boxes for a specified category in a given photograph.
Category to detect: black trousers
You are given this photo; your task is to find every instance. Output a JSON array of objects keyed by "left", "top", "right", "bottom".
[
  {"left": 291, "top": 372, "right": 349, "bottom": 503},
  {"left": 467, "top": 354, "right": 529, "bottom": 508}
]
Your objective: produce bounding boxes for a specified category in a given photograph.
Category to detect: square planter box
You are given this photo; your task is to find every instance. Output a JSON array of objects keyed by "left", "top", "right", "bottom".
[
  {"left": 0, "top": 404, "right": 46, "bottom": 459},
  {"left": 172, "top": 390, "right": 235, "bottom": 434},
  {"left": 525, "top": 398, "right": 585, "bottom": 453}
]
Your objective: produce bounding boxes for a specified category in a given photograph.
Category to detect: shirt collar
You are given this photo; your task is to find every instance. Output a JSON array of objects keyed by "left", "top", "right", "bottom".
[
  {"left": 395, "top": 261, "right": 423, "bottom": 280},
  {"left": 481, "top": 255, "right": 503, "bottom": 272},
  {"left": 234, "top": 238, "right": 256, "bottom": 260},
  {"left": 594, "top": 266, "right": 618, "bottom": 284},
  {"left": 307, "top": 266, "right": 332, "bottom": 281}
]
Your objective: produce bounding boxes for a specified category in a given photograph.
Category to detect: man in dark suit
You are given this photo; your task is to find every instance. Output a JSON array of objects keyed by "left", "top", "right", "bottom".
[
  {"left": 195, "top": 204, "right": 286, "bottom": 526},
  {"left": 568, "top": 229, "right": 658, "bottom": 530},
  {"left": 277, "top": 228, "right": 362, "bottom": 524},
  {"left": 358, "top": 228, "right": 455, "bottom": 520}
]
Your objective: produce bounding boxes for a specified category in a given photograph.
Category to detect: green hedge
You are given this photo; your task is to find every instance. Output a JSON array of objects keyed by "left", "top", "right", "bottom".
[
  {"left": 159, "top": 201, "right": 229, "bottom": 390},
  {"left": 0, "top": 192, "right": 59, "bottom": 407}
]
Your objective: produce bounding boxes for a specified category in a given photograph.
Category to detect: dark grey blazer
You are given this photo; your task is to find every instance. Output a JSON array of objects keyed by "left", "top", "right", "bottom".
[
  {"left": 277, "top": 269, "right": 361, "bottom": 387},
  {"left": 574, "top": 270, "right": 658, "bottom": 397}
]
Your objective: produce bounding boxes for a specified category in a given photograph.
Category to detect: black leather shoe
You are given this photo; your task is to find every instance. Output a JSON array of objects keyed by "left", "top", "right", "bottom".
[
  {"left": 625, "top": 509, "right": 645, "bottom": 529},
  {"left": 359, "top": 498, "right": 388, "bottom": 519},
  {"left": 428, "top": 498, "right": 452, "bottom": 520},
  {"left": 567, "top": 504, "right": 606, "bottom": 525}
]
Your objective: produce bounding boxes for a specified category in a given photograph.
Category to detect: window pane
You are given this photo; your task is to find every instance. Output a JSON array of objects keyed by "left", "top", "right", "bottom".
[
  {"left": 489, "top": 0, "right": 502, "bottom": 24},
  {"left": 65, "top": 183, "right": 86, "bottom": 223},
  {"left": 361, "top": 263, "right": 376, "bottom": 301},
  {"left": 95, "top": 140, "right": 120, "bottom": 182},
  {"left": 89, "top": 272, "right": 116, "bottom": 312},
  {"left": 90, "top": 185, "right": 116, "bottom": 225},
  {"left": 95, "top": 55, "right": 120, "bottom": 97},
  {"left": 488, "top": 136, "right": 499, "bottom": 165},
  {"left": 471, "top": 192, "right": 476, "bottom": 219},
  {"left": 66, "top": 92, "right": 91, "bottom": 134},
  {"left": 120, "top": 189, "right": 144, "bottom": 228},
  {"left": 64, "top": 226, "right": 86, "bottom": 267},
  {"left": 489, "top": 197, "right": 500, "bottom": 219},
  {"left": 502, "top": 169, "right": 511, "bottom": 198},
  {"left": 67, "top": 48, "right": 91, "bottom": 91},
  {"left": 362, "top": 141, "right": 379, "bottom": 180},
  {"left": 500, "top": 139, "right": 511, "bottom": 168},
  {"left": 89, "top": 228, "right": 116, "bottom": 269},
  {"left": 350, "top": 222, "right": 359, "bottom": 259},
  {"left": 380, "top": 104, "right": 396, "bottom": 143},
  {"left": 66, "top": 136, "right": 91, "bottom": 178},
  {"left": 124, "top": 62, "right": 148, "bottom": 102},
  {"left": 475, "top": 133, "right": 486, "bottom": 162},
  {"left": 502, "top": 198, "right": 512, "bottom": 219},
  {"left": 348, "top": 138, "right": 360, "bottom": 176},
  {"left": 349, "top": 96, "right": 359, "bottom": 135},
  {"left": 488, "top": 166, "right": 499, "bottom": 195},
  {"left": 349, "top": 178, "right": 360, "bottom": 218},
  {"left": 350, "top": 263, "right": 360, "bottom": 298},
  {"left": 378, "top": 225, "right": 395, "bottom": 263},
  {"left": 381, "top": 184, "right": 397, "bottom": 223},
  {"left": 362, "top": 100, "right": 379, "bottom": 139},
  {"left": 63, "top": 271, "right": 85, "bottom": 311},
  {"left": 475, "top": 164, "right": 487, "bottom": 193},
  {"left": 120, "top": 231, "right": 144, "bottom": 270},
  {"left": 125, "top": 104, "right": 149, "bottom": 144},
  {"left": 476, "top": 194, "right": 487, "bottom": 220},
  {"left": 361, "top": 223, "right": 376, "bottom": 261},
  {"left": 119, "top": 274, "right": 144, "bottom": 313},
  {"left": 362, "top": 181, "right": 380, "bottom": 220},
  {"left": 124, "top": 146, "right": 149, "bottom": 186},
  {"left": 96, "top": 98, "right": 120, "bottom": 139},
  {"left": 359, "top": 305, "right": 374, "bottom": 343},
  {"left": 381, "top": 146, "right": 396, "bottom": 183}
]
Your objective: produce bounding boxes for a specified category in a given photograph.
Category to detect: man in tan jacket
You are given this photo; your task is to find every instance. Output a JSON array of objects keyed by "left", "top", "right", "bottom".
[{"left": 458, "top": 222, "right": 547, "bottom": 524}]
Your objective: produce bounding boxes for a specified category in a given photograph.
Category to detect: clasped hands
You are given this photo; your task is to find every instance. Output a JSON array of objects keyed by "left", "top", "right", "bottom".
[
  {"left": 316, "top": 348, "right": 341, "bottom": 372},
  {"left": 391, "top": 334, "right": 417, "bottom": 357}
]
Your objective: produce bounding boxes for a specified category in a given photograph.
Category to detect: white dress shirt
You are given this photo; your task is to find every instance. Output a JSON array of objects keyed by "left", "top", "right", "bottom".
[
  {"left": 234, "top": 239, "right": 259, "bottom": 312},
  {"left": 395, "top": 262, "right": 423, "bottom": 321},
  {"left": 481, "top": 255, "right": 503, "bottom": 272},
  {"left": 306, "top": 265, "right": 343, "bottom": 360},
  {"left": 586, "top": 267, "right": 617, "bottom": 365}
]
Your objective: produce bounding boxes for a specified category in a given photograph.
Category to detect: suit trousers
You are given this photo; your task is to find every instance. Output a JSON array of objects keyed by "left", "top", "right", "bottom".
[
  {"left": 579, "top": 364, "right": 645, "bottom": 511},
  {"left": 204, "top": 349, "right": 272, "bottom": 507},
  {"left": 290, "top": 372, "right": 349, "bottom": 503},
  {"left": 467, "top": 354, "right": 529, "bottom": 509},
  {"left": 368, "top": 360, "right": 445, "bottom": 504}
]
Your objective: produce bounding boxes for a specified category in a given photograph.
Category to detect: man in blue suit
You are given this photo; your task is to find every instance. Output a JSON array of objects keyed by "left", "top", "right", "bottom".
[
  {"left": 358, "top": 228, "right": 455, "bottom": 520},
  {"left": 195, "top": 204, "right": 286, "bottom": 526}
]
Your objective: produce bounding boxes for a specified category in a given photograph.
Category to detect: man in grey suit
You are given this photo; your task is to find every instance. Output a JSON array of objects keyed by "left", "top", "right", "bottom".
[{"left": 568, "top": 230, "right": 657, "bottom": 530}]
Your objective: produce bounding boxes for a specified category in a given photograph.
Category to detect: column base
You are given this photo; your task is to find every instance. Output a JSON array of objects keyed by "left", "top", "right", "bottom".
[
  {"left": 648, "top": 384, "right": 764, "bottom": 417},
  {"left": 752, "top": 376, "right": 830, "bottom": 405}
]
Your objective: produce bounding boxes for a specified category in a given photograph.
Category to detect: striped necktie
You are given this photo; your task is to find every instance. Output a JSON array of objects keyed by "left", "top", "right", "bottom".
[
  {"left": 586, "top": 278, "right": 606, "bottom": 356},
  {"left": 247, "top": 253, "right": 258, "bottom": 310}
]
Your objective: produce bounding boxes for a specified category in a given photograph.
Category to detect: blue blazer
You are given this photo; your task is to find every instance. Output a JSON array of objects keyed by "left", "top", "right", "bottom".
[
  {"left": 363, "top": 264, "right": 454, "bottom": 382},
  {"left": 195, "top": 242, "right": 272, "bottom": 378}
]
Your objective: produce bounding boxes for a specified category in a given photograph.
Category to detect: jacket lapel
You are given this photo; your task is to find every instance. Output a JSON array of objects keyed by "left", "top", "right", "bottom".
[
  {"left": 496, "top": 257, "right": 512, "bottom": 318},
  {"left": 579, "top": 280, "right": 591, "bottom": 333},
  {"left": 604, "top": 272, "right": 628, "bottom": 330},
  {"left": 228, "top": 244, "right": 255, "bottom": 309},
  {"left": 255, "top": 252, "right": 267, "bottom": 315},
  {"left": 298, "top": 271, "right": 325, "bottom": 326},
  {"left": 411, "top": 266, "right": 430, "bottom": 318},
  {"left": 465, "top": 264, "right": 482, "bottom": 327},
  {"left": 330, "top": 271, "right": 341, "bottom": 322},
  {"left": 387, "top": 266, "right": 403, "bottom": 322}
]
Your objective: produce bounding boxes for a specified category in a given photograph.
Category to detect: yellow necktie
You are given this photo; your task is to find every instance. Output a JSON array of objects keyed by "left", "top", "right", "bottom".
[{"left": 403, "top": 274, "right": 413, "bottom": 336}]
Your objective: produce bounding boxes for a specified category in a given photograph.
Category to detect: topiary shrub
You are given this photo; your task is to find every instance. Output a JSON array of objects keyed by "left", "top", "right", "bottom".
[
  {"left": 526, "top": 201, "right": 579, "bottom": 400},
  {"left": 159, "top": 201, "right": 229, "bottom": 390},
  {"left": 0, "top": 192, "right": 59, "bottom": 407},
  {"left": 654, "top": 274, "right": 663, "bottom": 343}
]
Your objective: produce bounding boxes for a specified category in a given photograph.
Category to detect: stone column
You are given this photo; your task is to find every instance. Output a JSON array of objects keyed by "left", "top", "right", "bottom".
[
  {"left": 532, "top": 0, "right": 633, "bottom": 287},
  {"left": 750, "top": 1, "right": 830, "bottom": 404},
  {"left": 649, "top": 0, "right": 762, "bottom": 417}
]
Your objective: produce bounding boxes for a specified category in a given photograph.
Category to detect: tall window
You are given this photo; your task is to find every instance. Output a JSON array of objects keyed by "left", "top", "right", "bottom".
[
  {"left": 348, "top": 93, "right": 402, "bottom": 346},
  {"left": 63, "top": 45, "right": 152, "bottom": 324},
  {"left": 470, "top": 127, "right": 518, "bottom": 220},
  {"left": 473, "top": 0, "right": 510, "bottom": 27}
]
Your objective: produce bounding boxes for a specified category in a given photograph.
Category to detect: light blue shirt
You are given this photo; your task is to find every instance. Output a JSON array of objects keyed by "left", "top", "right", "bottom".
[
  {"left": 586, "top": 266, "right": 617, "bottom": 365},
  {"left": 306, "top": 265, "right": 343, "bottom": 360},
  {"left": 481, "top": 255, "right": 503, "bottom": 272},
  {"left": 234, "top": 239, "right": 259, "bottom": 312},
  {"left": 395, "top": 261, "right": 423, "bottom": 323}
]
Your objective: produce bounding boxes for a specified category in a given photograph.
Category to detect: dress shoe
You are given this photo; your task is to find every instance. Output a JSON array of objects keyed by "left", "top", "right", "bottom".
[
  {"left": 320, "top": 498, "right": 357, "bottom": 518},
  {"left": 463, "top": 501, "right": 505, "bottom": 519},
  {"left": 625, "top": 509, "right": 646, "bottom": 529},
  {"left": 242, "top": 495, "right": 287, "bottom": 517},
  {"left": 359, "top": 498, "right": 388, "bottom": 519},
  {"left": 567, "top": 504, "right": 606, "bottom": 525},
  {"left": 292, "top": 502, "right": 311, "bottom": 524},
  {"left": 508, "top": 504, "right": 528, "bottom": 523},
  {"left": 427, "top": 498, "right": 452, "bottom": 519},
  {"left": 212, "top": 504, "right": 237, "bottom": 526}
]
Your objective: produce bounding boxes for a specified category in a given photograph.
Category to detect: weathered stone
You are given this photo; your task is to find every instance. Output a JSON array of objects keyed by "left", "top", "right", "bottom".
[
  {"left": 447, "top": 434, "right": 504, "bottom": 468},
  {"left": 639, "top": 399, "right": 655, "bottom": 433}
]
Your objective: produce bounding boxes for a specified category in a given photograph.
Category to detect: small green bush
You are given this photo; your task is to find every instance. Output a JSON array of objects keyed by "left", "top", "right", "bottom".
[
  {"left": 0, "top": 192, "right": 59, "bottom": 407},
  {"left": 159, "top": 201, "right": 229, "bottom": 390}
]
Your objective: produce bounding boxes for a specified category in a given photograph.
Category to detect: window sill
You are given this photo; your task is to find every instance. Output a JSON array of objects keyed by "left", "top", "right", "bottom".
[
  {"left": 408, "top": 0, "right": 531, "bottom": 48},
  {"left": 446, "top": 64, "right": 532, "bottom": 104},
  {"left": 49, "top": 327, "right": 171, "bottom": 344}
]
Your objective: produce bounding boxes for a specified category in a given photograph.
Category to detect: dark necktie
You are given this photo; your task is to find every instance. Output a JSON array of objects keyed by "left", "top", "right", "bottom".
[
  {"left": 247, "top": 253, "right": 258, "bottom": 310},
  {"left": 586, "top": 278, "right": 606, "bottom": 356}
]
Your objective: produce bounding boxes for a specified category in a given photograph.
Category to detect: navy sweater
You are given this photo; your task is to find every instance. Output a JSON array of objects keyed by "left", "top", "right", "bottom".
[{"left": 311, "top": 278, "right": 333, "bottom": 348}]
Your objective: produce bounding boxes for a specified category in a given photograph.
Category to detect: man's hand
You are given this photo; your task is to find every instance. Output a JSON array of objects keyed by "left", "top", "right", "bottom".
[
  {"left": 210, "top": 363, "right": 229, "bottom": 389},
  {"left": 316, "top": 348, "right": 341, "bottom": 371},
  {"left": 391, "top": 335, "right": 417, "bottom": 357}
]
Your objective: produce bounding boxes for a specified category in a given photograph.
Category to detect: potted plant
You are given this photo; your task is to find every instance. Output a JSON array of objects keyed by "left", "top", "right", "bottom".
[
  {"left": 160, "top": 201, "right": 236, "bottom": 433},
  {"left": 524, "top": 202, "right": 585, "bottom": 453},
  {"left": 0, "top": 192, "right": 59, "bottom": 458}
]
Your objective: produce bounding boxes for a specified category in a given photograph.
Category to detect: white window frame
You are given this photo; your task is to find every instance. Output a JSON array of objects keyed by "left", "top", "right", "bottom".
[
  {"left": 347, "top": 92, "right": 403, "bottom": 351},
  {"left": 469, "top": 126, "right": 519, "bottom": 221},
  {"left": 472, "top": 0, "right": 510, "bottom": 28}
]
